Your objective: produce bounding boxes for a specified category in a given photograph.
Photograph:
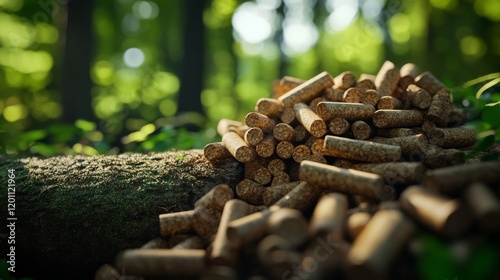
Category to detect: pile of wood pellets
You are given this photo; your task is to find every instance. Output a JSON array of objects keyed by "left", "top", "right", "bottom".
[{"left": 96, "top": 61, "right": 500, "bottom": 280}]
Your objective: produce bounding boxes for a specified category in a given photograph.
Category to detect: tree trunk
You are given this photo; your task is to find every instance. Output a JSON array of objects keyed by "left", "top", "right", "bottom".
[{"left": 0, "top": 150, "right": 240, "bottom": 280}]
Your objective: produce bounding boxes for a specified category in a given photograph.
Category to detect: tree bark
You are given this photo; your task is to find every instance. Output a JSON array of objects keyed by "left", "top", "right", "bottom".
[{"left": 0, "top": 150, "right": 240, "bottom": 280}]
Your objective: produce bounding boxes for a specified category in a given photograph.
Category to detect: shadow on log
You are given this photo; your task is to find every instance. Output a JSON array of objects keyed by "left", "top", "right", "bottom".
[{"left": 0, "top": 150, "right": 240, "bottom": 280}]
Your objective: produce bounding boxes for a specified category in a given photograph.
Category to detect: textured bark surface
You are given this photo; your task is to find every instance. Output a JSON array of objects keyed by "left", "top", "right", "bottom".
[{"left": 0, "top": 150, "right": 240, "bottom": 279}]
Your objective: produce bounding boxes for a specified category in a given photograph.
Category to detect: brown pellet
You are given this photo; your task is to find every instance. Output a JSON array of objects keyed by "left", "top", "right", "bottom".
[
  {"left": 309, "top": 193, "right": 348, "bottom": 239},
  {"left": 423, "top": 161, "right": 500, "bottom": 193},
  {"left": 351, "top": 162, "right": 425, "bottom": 185},
  {"left": 277, "top": 76, "right": 304, "bottom": 96},
  {"left": 399, "top": 63, "right": 419, "bottom": 89},
  {"left": 268, "top": 208, "right": 309, "bottom": 247},
  {"left": 299, "top": 161, "right": 385, "bottom": 200},
  {"left": 271, "top": 171, "right": 290, "bottom": 186},
  {"left": 324, "top": 87, "right": 345, "bottom": 102},
  {"left": 204, "top": 142, "right": 232, "bottom": 161},
  {"left": 415, "top": 71, "right": 449, "bottom": 96},
  {"left": 371, "top": 134, "right": 429, "bottom": 157},
  {"left": 267, "top": 158, "right": 286, "bottom": 176},
  {"left": 373, "top": 109, "right": 424, "bottom": 128},
  {"left": 263, "top": 181, "right": 303, "bottom": 206},
  {"left": 399, "top": 186, "right": 471, "bottom": 238},
  {"left": 276, "top": 141, "right": 294, "bottom": 159},
  {"left": 377, "top": 128, "right": 415, "bottom": 138},
  {"left": 427, "top": 93, "right": 452, "bottom": 127},
  {"left": 346, "top": 209, "right": 414, "bottom": 280},
  {"left": 317, "top": 102, "right": 375, "bottom": 121},
  {"left": 309, "top": 137, "right": 325, "bottom": 154},
  {"left": 217, "top": 119, "right": 246, "bottom": 137},
  {"left": 248, "top": 166, "right": 272, "bottom": 185},
  {"left": 423, "top": 145, "right": 465, "bottom": 169},
  {"left": 463, "top": 182, "right": 500, "bottom": 233},
  {"left": 273, "top": 123, "right": 295, "bottom": 142},
  {"left": 328, "top": 117, "right": 351, "bottom": 135},
  {"left": 294, "top": 124, "right": 309, "bottom": 142},
  {"left": 280, "top": 107, "right": 296, "bottom": 124},
  {"left": 116, "top": 249, "right": 206, "bottom": 278},
  {"left": 374, "top": 60, "right": 400, "bottom": 96},
  {"left": 210, "top": 199, "right": 253, "bottom": 266},
  {"left": 273, "top": 181, "right": 323, "bottom": 211},
  {"left": 192, "top": 207, "right": 221, "bottom": 243},
  {"left": 227, "top": 207, "right": 278, "bottom": 246},
  {"left": 244, "top": 127, "right": 264, "bottom": 146},
  {"left": 292, "top": 144, "right": 311, "bottom": 163},
  {"left": 293, "top": 103, "right": 327, "bottom": 137},
  {"left": 360, "top": 89, "right": 380, "bottom": 105},
  {"left": 333, "top": 158, "right": 353, "bottom": 168},
  {"left": 309, "top": 96, "right": 326, "bottom": 113},
  {"left": 377, "top": 96, "right": 403, "bottom": 110},
  {"left": 255, "top": 135, "right": 276, "bottom": 158},
  {"left": 278, "top": 71, "right": 335, "bottom": 107},
  {"left": 447, "top": 108, "right": 467, "bottom": 127},
  {"left": 428, "top": 126, "right": 476, "bottom": 148},
  {"left": 245, "top": 112, "right": 276, "bottom": 133},
  {"left": 236, "top": 179, "right": 266, "bottom": 205},
  {"left": 172, "top": 236, "right": 205, "bottom": 249},
  {"left": 256, "top": 98, "right": 283, "bottom": 117},
  {"left": 222, "top": 131, "right": 256, "bottom": 162},
  {"left": 159, "top": 210, "right": 194, "bottom": 237},
  {"left": 334, "top": 71, "right": 357, "bottom": 90},
  {"left": 346, "top": 211, "right": 372, "bottom": 241},
  {"left": 324, "top": 136, "right": 401, "bottom": 163},
  {"left": 306, "top": 153, "right": 328, "bottom": 164},
  {"left": 405, "top": 84, "right": 431, "bottom": 109},
  {"left": 343, "top": 87, "right": 362, "bottom": 103},
  {"left": 257, "top": 235, "right": 299, "bottom": 279},
  {"left": 351, "top": 120, "right": 372, "bottom": 140},
  {"left": 194, "top": 184, "right": 234, "bottom": 212},
  {"left": 141, "top": 237, "right": 169, "bottom": 249}
]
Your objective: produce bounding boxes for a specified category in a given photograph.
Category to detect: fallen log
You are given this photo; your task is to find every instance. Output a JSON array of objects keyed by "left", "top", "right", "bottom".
[{"left": 0, "top": 150, "right": 240, "bottom": 279}]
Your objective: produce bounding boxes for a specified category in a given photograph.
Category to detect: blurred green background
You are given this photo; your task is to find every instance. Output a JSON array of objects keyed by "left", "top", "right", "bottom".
[{"left": 0, "top": 0, "right": 499, "bottom": 155}]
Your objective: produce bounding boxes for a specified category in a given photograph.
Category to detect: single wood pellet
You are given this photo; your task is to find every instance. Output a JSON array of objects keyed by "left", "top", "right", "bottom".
[
  {"left": 279, "top": 71, "right": 334, "bottom": 107},
  {"left": 324, "top": 135, "right": 401, "bottom": 163},
  {"left": 317, "top": 102, "right": 375, "bottom": 121},
  {"left": 244, "top": 127, "right": 264, "bottom": 146}
]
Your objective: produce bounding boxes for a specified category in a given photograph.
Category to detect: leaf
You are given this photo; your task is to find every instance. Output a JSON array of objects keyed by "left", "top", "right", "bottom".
[
  {"left": 75, "top": 119, "right": 96, "bottom": 132},
  {"left": 485, "top": 101, "right": 500, "bottom": 107},
  {"left": 465, "top": 134, "right": 495, "bottom": 160},
  {"left": 475, "top": 77, "right": 500, "bottom": 99},
  {"left": 463, "top": 72, "right": 500, "bottom": 88},
  {"left": 481, "top": 105, "right": 500, "bottom": 128}
]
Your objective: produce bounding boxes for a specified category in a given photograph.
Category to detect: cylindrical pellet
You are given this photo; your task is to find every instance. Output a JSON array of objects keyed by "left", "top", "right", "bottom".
[
  {"left": 293, "top": 144, "right": 311, "bottom": 163},
  {"left": 343, "top": 88, "right": 362, "bottom": 103},
  {"left": 268, "top": 208, "right": 309, "bottom": 247},
  {"left": 399, "top": 186, "right": 471, "bottom": 238},
  {"left": 299, "top": 161, "right": 385, "bottom": 200},
  {"left": 247, "top": 167, "right": 272, "bottom": 185},
  {"left": 428, "top": 126, "right": 476, "bottom": 148},
  {"left": 372, "top": 109, "right": 424, "bottom": 128},
  {"left": 405, "top": 84, "right": 431, "bottom": 109},
  {"left": 222, "top": 131, "right": 255, "bottom": 162},
  {"left": 204, "top": 142, "right": 232, "bottom": 161},
  {"left": 324, "top": 136, "right": 401, "bottom": 163},
  {"left": 116, "top": 249, "right": 206, "bottom": 278},
  {"left": 399, "top": 63, "right": 419, "bottom": 89},
  {"left": 210, "top": 199, "right": 252, "bottom": 266},
  {"left": 273, "top": 181, "right": 322, "bottom": 211},
  {"left": 324, "top": 87, "right": 345, "bottom": 102},
  {"left": 278, "top": 71, "right": 334, "bottom": 107},
  {"left": 357, "top": 77, "right": 377, "bottom": 93},
  {"left": 244, "top": 127, "right": 264, "bottom": 146},
  {"left": 345, "top": 209, "right": 414, "bottom": 280},
  {"left": 245, "top": 112, "right": 276, "bottom": 133},
  {"left": 333, "top": 158, "right": 353, "bottom": 169},
  {"left": 334, "top": 71, "right": 357, "bottom": 90},
  {"left": 276, "top": 141, "right": 294, "bottom": 159},
  {"left": 268, "top": 158, "right": 286, "bottom": 176},
  {"left": 377, "top": 128, "right": 415, "bottom": 138},
  {"left": 255, "top": 135, "right": 276, "bottom": 158},
  {"left": 346, "top": 211, "right": 372, "bottom": 241},
  {"left": 423, "top": 161, "right": 500, "bottom": 193},
  {"left": 447, "top": 108, "right": 467, "bottom": 127},
  {"left": 374, "top": 60, "right": 400, "bottom": 96},
  {"left": 427, "top": 93, "right": 452, "bottom": 127},
  {"left": 274, "top": 76, "right": 304, "bottom": 98},
  {"left": 317, "top": 102, "right": 375, "bottom": 121},
  {"left": 226, "top": 207, "right": 278, "bottom": 246},
  {"left": 192, "top": 207, "right": 221, "bottom": 243},
  {"left": 294, "top": 103, "right": 327, "bottom": 137},
  {"left": 256, "top": 98, "right": 283, "bottom": 117},
  {"left": 377, "top": 96, "right": 403, "bottom": 109},
  {"left": 236, "top": 179, "right": 266, "bottom": 205},
  {"left": 309, "top": 137, "right": 325, "bottom": 154},
  {"left": 309, "top": 96, "right": 326, "bottom": 113},
  {"left": 360, "top": 89, "right": 380, "bottom": 105},
  {"left": 309, "top": 193, "right": 348, "bottom": 239},
  {"left": 257, "top": 235, "right": 300, "bottom": 279},
  {"left": 463, "top": 182, "right": 500, "bottom": 232},
  {"left": 273, "top": 123, "right": 295, "bottom": 141},
  {"left": 415, "top": 71, "right": 449, "bottom": 96},
  {"left": 280, "top": 107, "right": 296, "bottom": 124},
  {"left": 194, "top": 184, "right": 234, "bottom": 212},
  {"left": 351, "top": 120, "right": 372, "bottom": 140},
  {"left": 141, "top": 237, "right": 169, "bottom": 249},
  {"left": 217, "top": 119, "right": 246, "bottom": 137},
  {"left": 263, "top": 181, "right": 302, "bottom": 206},
  {"left": 423, "top": 145, "right": 465, "bottom": 169},
  {"left": 271, "top": 171, "right": 290, "bottom": 186},
  {"left": 328, "top": 117, "right": 351, "bottom": 135},
  {"left": 294, "top": 124, "right": 309, "bottom": 142},
  {"left": 159, "top": 210, "right": 194, "bottom": 237},
  {"left": 172, "top": 236, "right": 205, "bottom": 249},
  {"left": 370, "top": 134, "right": 429, "bottom": 157},
  {"left": 351, "top": 162, "right": 425, "bottom": 185}
]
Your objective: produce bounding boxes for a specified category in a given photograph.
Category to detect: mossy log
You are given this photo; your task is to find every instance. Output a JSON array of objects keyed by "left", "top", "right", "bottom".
[{"left": 0, "top": 150, "right": 240, "bottom": 279}]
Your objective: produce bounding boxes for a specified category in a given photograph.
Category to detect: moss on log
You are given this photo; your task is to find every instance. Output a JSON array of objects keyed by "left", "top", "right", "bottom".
[{"left": 0, "top": 150, "right": 240, "bottom": 279}]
